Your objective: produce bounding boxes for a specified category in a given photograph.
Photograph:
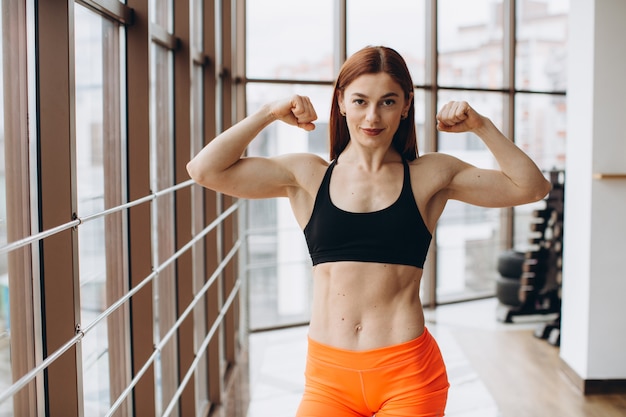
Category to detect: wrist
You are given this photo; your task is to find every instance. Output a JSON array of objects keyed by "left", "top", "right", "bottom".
[
  {"left": 472, "top": 115, "right": 494, "bottom": 136},
  {"left": 256, "top": 103, "right": 278, "bottom": 125}
]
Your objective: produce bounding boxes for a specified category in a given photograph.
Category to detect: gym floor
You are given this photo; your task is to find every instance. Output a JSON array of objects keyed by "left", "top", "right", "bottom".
[{"left": 245, "top": 298, "right": 626, "bottom": 417}]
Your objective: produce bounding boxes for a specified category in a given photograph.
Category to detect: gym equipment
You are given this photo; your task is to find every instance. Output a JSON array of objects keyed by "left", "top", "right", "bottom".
[{"left": 496, "top": 170, "right": 564, "bottom": 347}]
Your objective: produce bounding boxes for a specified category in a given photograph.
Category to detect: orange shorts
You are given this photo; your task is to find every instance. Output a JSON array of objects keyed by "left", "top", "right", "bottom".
[{"left": 296, "top": 328, "right": 449, "bottom": 417}]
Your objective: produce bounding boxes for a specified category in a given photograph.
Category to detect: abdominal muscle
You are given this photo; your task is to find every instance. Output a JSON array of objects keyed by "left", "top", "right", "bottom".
[{"left": 307, "top": 261, "right": 426, "bottom": 351}]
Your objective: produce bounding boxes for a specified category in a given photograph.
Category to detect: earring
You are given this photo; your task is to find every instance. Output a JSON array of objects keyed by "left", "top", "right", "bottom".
[
  {"left": 340, "top": 110, "right": 346, "bottom": 116},
  {"left": 401, "top": 113, "right": 408, "bottom": 120}
]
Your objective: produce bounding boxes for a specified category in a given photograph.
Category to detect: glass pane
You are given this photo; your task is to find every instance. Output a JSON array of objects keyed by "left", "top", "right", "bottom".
[
  {"left": 438, "top": 0, "right": 504, "bottom": 89},
  {"left": 514, "top": 93, "right": 566, "bottom": 172},
  {"left": 191, "top": 63, "right": 209, "bottom": 408},
  {"left": 513, "top": 93, "right": 566, "bottom": 250},
  {"left": 150, "top": 0, "right": 172, "bottom": 30},
  {"left": 74, "top": 5, "right": 113, "bottom": 414},
  {"left": 347, "top": 0, "right": 426, "bottom": 85},
  {"left": 246, "top": 0, "right": 334, "bottom": 81},
  {"left": 150, "top": 43, "right": 177, "bottom": 416},
  {"left": 0, "top": 0, "right": 12, "bottom": 414},
  {"left": 436, "top": 91, "right": 504, "bottom": 301},
  {"left": 192, "top": 0, "right": 203, "bottom": 50},
  {"left": 516, "top": 1, "right": 569, "bottom": 91},
  {"left": 245, "top": 83, "right": 332, "bottom": 330}
]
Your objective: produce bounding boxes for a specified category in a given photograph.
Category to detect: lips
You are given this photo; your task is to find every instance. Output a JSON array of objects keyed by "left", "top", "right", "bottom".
[{"left": 361, "top": 128, "right": 384, "bottom": 136}]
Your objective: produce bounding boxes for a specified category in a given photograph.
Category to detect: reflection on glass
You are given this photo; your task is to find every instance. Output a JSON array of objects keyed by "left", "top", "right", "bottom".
[
  {"left": 516, "top": 0, "right": 569, "bottom": 91},
  {"left": 74, "top": 5, "right": 112, "bottom": 414},
  {"left": 438, "top": 0, "right": 504, "bottom": 89},
  {"left": 347, "top": 0, "right": 426, "bottom": 85},
  {"left": 0, "top": 2, "right": 12, "bottom": 414},
  {"left": 246, "top": 0, "right": 334, "bottom": 81},
  {"left": 436, "top": 91, "right": 504, "bottom": 301},
  {"left": 0, "top": 246, "right": 8, "bottom": 417},
  {"left": 245, "top": 84, "right": 332, "bottom": 330}
]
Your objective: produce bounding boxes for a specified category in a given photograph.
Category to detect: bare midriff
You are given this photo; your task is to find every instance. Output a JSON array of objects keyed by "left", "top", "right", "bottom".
[{"left": 307, "top": 261, "right": 425, "bottom": 351}]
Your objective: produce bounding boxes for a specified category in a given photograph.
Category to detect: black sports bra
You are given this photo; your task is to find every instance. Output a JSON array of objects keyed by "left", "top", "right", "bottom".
[{"left": 303, "top": 159, "right": 432, "bottom": 268}]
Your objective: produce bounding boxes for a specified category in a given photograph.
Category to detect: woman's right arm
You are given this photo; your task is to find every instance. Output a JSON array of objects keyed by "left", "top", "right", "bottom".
[{"left": 186, "top": 95, "right": 317, "bottom": 199}]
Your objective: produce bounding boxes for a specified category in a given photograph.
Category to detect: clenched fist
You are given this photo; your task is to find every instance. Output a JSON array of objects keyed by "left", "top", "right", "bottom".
[
  {"left": 436, "top": 101, "right": 485, "bottom": 133},
  {"left": 269, "top": 95, "right": 318, "bottom": 131}
]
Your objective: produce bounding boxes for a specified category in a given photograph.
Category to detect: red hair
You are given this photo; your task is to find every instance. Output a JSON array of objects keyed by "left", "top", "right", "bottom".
[{"left": 329, "top": 46, "right": 417, "bottom": 161}]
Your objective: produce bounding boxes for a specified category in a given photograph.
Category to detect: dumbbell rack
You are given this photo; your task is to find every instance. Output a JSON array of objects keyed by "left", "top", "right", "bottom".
[{"left": 496, "top": 170, "right": 564, "bottom": 346}]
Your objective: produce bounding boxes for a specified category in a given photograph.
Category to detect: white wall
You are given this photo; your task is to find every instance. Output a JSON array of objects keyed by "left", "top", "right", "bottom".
[{"left": 560, "top": 0, "right": 626, "bottom": 380}]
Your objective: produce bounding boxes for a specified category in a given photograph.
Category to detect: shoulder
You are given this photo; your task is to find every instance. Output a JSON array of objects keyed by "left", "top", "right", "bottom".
[
  {"left": 273, "top": 153, "right": 329, "bottom": 189},
  {"left": 407, "top": 152, "right": 472, "bottom": 205},
  {"left": 405, "top": 152, "right": 470, "bottom": 230},
  {"left": 411, "top": 151, "right": 462, "bottom": 166},
  {"left": 275, "top": 153, "right": 329, "bottom": 175},
  {"left": 408, "top": 152, "right": 467, "bottom": 185}
]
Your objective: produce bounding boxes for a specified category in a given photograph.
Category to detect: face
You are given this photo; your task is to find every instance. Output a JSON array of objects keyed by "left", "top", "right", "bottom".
[{"left": 338, "top": 72, "right": 412, "bottom": 152}]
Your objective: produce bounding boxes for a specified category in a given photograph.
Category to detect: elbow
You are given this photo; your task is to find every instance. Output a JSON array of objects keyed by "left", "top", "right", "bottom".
[
  {"left": 517, "top": 177, "right": 552, "bottom": 205},
  {"left": 186, "top": 160, "right": 199, "bottom": 181},
  {"left": 186, "top": 159, "right": 207, "bottom": 184},
  {"left": 534, "top": 178, "right": 552, "bottom": 201},
  {"left": 186, "top": 158, "right": 224, "bottom": 191}
]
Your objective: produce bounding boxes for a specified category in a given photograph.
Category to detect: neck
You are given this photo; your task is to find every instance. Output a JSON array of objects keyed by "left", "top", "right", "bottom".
[{"left": 338, "top": 144, "right": 401, "bottom": 172}]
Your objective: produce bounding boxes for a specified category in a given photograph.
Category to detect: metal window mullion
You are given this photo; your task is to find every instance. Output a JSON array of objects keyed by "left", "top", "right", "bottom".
[
  {"left": 76, "top": 0, "right": 134, "bottom": 25},
  {"left": 125, "top": 0, "right": 156, "bottom": 414},
  {"left": 423, "top": 0, "right": 439, "bottom": 309},
  {"left": 334, "top": 0, "right": 346, "bottom": 73},
  {"left": 150, "top": 22, "right": 179, "bottom": 50},
  {"left": 35, "top": 1, "right": 84, "bottom": 415},
  {"left": 26, "top": 0, "right": 46, "bottom": 413},
  {"left": 190, "top": 2, "right": 210, "bottom": 410},
  {"left": 502, "top": 0, "right": 517, "bottom": 250},
  {"left": 172, "top": 0, "right": 196, "bottom": 411},
  {"left": 220, "top": 0, "right": 240, "bottom": 369},
  {"left": 214, "top": 0, "right": 228, "bottom": 400},
  {"left": 202, "top": 0, "right": 221, "bottom": 406}
]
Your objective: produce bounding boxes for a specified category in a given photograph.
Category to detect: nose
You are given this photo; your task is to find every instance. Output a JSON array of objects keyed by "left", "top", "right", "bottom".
[{"left": 365, "top": 105, "right": 380, "bottom": 123}]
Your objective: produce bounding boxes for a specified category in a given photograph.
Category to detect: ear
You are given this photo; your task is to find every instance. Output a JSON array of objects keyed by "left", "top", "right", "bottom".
[
  {"left": 337, "top": 90, "right": 346, "bottom": 114},
  {"left": 403, "top": 91, "right": 414, "bottom": 115}
]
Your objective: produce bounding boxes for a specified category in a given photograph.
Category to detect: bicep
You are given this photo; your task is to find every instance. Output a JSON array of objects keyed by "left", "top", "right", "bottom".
[
  {"left": 194, "top": 156, "right": 297, "bottom": 199},
  {"left": 447, "top": 163, "right": 536, "bottom": 208}
]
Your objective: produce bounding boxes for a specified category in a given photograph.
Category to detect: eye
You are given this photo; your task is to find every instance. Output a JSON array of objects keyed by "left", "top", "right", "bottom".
[
  {"left": 352, "top": 99, "right": 366, "bottom": 106},
  {"left": 381, "top": 99, "right": 396, "bottom": 107}
]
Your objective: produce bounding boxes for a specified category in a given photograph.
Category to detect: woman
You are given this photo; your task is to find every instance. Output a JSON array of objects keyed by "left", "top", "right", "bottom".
[{"left": 187, "top": 46, "right": 551, "bottom": 416}]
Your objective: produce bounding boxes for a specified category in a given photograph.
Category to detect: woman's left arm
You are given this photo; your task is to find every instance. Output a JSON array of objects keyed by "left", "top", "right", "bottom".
[{"left": 436, "top": 101, "right": 552, "bottom": 207}]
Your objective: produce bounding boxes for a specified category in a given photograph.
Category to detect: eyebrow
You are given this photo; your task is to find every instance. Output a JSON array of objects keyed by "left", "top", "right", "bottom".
[{"left": 350, "top": 92, "right": 400, "bottom": 99}]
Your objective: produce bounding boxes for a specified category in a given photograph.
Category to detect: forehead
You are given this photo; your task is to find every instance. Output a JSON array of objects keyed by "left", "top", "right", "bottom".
[{"left": 343, "top": 72, "right": 404, "bottom": 97}]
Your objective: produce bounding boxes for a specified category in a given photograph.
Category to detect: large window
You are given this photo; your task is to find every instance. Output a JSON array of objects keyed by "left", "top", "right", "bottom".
[
  {"left": 74, "top": 6, "right": 132, "bottom": 414},
  {"left": 246, "top": 0, "right": 334, "bottom": 81},
  {"left": 0, "top": 1, "right": 245, "bottom": 416},
  {"left": 245, "top": 0, "right": 569, "bottom": 327},
  {"left": 347, "top": 0, "right": 426, "bottom": 85}
]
